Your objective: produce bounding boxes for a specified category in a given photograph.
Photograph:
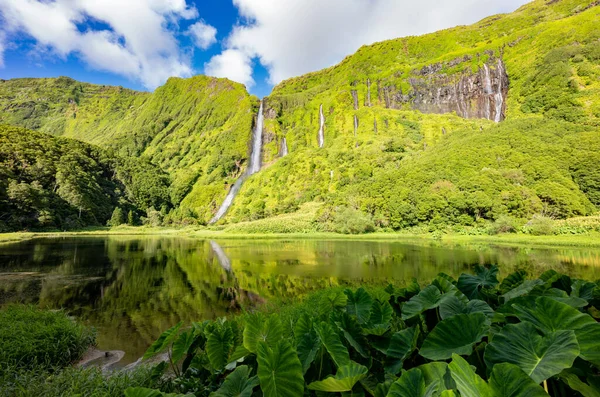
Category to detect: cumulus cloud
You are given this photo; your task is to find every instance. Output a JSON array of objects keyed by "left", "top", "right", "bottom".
[
  {"left": 0, "top": 31, "right": 5, "bottom": 67},
  {"left": 0, "top": 0, "right": 201, "bottom": 89},
  {"left": 189, "top": 20, "right": 217, "bottom": 50},
  {"left": 204, "top": 48, "right": 255, "bottom": 87},
  {"left": 207, "top": 0, "right": 529, "bottom": 87}
]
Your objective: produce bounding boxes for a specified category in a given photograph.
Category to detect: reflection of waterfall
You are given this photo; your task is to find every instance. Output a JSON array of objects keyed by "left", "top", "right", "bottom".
[
  {"left": 281, "top": 137, "right": 288, "bottom": 157},
  {"left": 318, "top": 104, "right": 325, "bottom": 148},
  {"left": 209, "top": 241, "right": 232, "bottom": 272},
  {"left": 494, "top": 59, "right": 505, "bottom": 123},
  {"left": 353, "top": 115, "right": 359, "bottom": 137},
  {"left": 210, "top": 101, "right": 264, "bottom": 224}
]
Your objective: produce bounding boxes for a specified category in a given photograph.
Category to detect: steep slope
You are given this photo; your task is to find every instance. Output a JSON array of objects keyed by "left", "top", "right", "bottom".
[
  {"left": 0, "top": 125, "right": 169, "bottom": 231},
  {"left": 0, "top": 76, "right": 257, "bottom": 223},
  {"left": 223, "top": 0, "right": 600, "bottom": 229}
]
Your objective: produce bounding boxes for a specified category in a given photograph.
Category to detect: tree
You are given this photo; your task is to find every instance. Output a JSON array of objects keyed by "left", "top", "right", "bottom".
[
  {"left": 107, "top": 207, "right": 125, "bottom": 227},
  {"left": 127, "top": 210, "right": 136, "bottom": 226}
]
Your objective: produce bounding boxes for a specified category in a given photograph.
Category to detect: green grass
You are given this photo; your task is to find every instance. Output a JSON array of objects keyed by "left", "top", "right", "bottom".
[{"left": 0, "top": 305, "right": 96, "bottom": 371}]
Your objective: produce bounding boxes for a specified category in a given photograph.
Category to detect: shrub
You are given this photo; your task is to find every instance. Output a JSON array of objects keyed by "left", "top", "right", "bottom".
[
  {"left": 331, "top": 207, "right": 375, "bottom": 234},
  {"left": 488, "top": 215, "right": 520, "bottom": 235},
  {"left": 107, "top": 207, "right": 125, "bottom": 227},
  {"left": 525, "top": 215, "right": 556, "bottom": 236},
  {"left": 0, "top": 306, "right": 95, "bottom": 371}
]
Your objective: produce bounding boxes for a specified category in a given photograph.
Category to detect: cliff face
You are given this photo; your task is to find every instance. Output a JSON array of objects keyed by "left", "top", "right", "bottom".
[{"left": 378, "top": 55, "right": 509, "bottom": 122}]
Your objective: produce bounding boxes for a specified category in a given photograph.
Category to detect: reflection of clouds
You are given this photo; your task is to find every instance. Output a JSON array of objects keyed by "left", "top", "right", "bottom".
[{"left": 209, "top": 241, "right": 232, "bottom": 272}]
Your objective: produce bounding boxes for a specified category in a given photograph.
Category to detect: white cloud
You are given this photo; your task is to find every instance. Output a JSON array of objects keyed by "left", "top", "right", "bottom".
[
  {"left": 0, "top": 0, "right": 202, "bottom": 89},
  {"left": 0, "top": 31, "right": 5, "bottom": 67},
  {"left": 204, "top": 48, "right": 254, "bottom": 87},
  {"left": 189, "top": 20, "right": 217, "bottom": 50},
  {"left": 208, "top": 0, "right": 530, "bottom": 87}
]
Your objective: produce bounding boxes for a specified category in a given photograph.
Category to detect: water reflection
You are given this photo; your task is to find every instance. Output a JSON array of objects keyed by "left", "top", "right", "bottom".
[{"left": 0, "top": 236, "right": 599, "bottom": 363}]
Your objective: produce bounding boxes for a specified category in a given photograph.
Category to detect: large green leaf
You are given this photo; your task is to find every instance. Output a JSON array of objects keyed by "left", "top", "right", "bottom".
[
  {"left": 502, "top": 280, "right": 544, "bottom": 302},
  {"left": 513, "top": 296, "right": 595, "bottom": 333},
  {"left": 369, "top": 300, "right": 394, "bottom": 326},
  {"left": 171, "top": 330, "right": 195, "bottom": 364},
  {"left": 296, "top": 329, "right": 321, "bottom": 374},
  {"left": 386, "top": 368, "right": 439, "bottom": 397},
  {"left": 294, "top": 313, "right": 312, "bottom": 338},
  {"left": 385, "top": 326, "right": 419, "bottom": 375},
  {"left": 143, "top": 322, "right": 183, "bottom": 360},
  {"left": 457, "top": 265, "right": 499, "bottom": 300},
  {"left": 484, "top": 322, "right": 580, "bottom": 383},
  {"left": 337, "top": 312, "right": 369, "bottom": 358},
  {"left": 345, "top": 288, "right": 373, "bottom": 324},
  {"left": 558, "top": 369, "right": 600, "bottom": 397},
  {"left": 314, "top": 321, "right": 351, "bottom": 368},
  {"left": 307, "top": 362, "right": 368, "bottom": 392},
  {"left": 243, "top": 314, "right": 283, "bottom": 353},
  {"left": 210, "top": 365, "right": 259, "bottom": 397},
  {"left": 418, "top": 362, "right": 455, "bottom": 391},
  {"left": 401, "top": 285, "right": 445, "bottom": 320},
  {"left": 374, "top": 381, "right": 393, "bottom": 397},
  {"left": 448, "top": 354, "right": 492, "bottom": 397},
  {"left": 575, "top": 323, "right": 600, "bottom": 366},
  {"left": 489, "top": 363, "right": 548, "bottom": 397},
  {"left": 320, "top": 290, "right": 348, "bottom": 316},
  {"left": 571, "top": 280, "right": 597, "bottom": 302},
  {"left": 257, "top": 340, "right": 304, "bottom": 397},
  {"left": 420, "top": 313, "right": 489, "bottom": 360},
  {"left": 499, "top": 270, "right": 528, "bottom": 294},
  {"left": 439, "top": 296, "right": 494, "bottom": 320},
  {"left": 206, "top": 324, "right": 235, "bottom": 371}
]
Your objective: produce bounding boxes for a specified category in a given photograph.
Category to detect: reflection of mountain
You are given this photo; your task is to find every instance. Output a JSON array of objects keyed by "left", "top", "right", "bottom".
[{"left": 1, "top": 237, "right": 600, "bottom": 363}]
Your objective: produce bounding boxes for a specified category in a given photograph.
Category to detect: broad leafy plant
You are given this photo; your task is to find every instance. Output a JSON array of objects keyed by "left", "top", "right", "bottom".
[{"left": 127, "top": 266, "right": 600, "bottom": 396}]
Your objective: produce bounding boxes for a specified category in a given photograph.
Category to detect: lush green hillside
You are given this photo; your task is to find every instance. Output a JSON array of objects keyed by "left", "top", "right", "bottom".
[
  {"left": 0, "top": 0, "right": 599, "bottom": 232},
  {"left": 223, "top": 0, "right": 600, "bottom": 230},
  {"left": 0, "top": 76, "right": 257, "bottom": 223},
  {"left": 0, "top": 125, "right": 169, "bottom": 231}
]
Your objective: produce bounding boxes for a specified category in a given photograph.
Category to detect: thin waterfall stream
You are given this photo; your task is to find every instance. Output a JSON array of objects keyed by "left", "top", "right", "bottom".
[{"left": 210, "top": 100, "right": 264, "bottom": 224}]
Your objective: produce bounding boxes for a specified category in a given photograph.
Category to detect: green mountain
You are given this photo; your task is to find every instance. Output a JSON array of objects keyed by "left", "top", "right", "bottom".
[{"left": 1, "top": 0, "right": 599, "bottom": 232}]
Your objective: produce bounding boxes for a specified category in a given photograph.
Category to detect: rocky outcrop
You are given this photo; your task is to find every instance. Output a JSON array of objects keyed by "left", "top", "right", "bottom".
[
  {"left": 351, "top": 90, "right": 359, "bottom": 110},
  {"left": 374, "top": 54, "right": 509, "bottom": 122}
]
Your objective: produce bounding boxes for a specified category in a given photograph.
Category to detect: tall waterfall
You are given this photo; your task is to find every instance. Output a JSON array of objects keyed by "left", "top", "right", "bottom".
[
  {"left": 210, "top": 101, "right": 264, "bottom": 224},
  {"left": 318, "top": 104, "right": 325, "bottom": 148},
  {"left": 281, "top": 137, "right": 288, "bottom": 157},
  {"left": 494, "top": 59, "right": 505, "bottom": 123},
  {"left": 482, "top": 64, "right": 493, "bottom": 121}
]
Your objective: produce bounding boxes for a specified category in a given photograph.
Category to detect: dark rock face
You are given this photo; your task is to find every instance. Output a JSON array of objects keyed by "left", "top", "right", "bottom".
[
  {"left": 351, "top": 90, "right": 359, "bottom": 110},
  {"left": 374, "top": 55, "right": 509, "bottom": 122}
]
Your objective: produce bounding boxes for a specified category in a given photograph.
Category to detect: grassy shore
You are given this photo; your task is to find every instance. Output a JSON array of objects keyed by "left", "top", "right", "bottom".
[{"left": 2, "top": 225, "right": 600, "bottom": 249}]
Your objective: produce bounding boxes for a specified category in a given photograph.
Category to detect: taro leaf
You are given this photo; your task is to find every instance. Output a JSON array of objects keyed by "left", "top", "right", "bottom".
[
  {"left": 439, "top": 296, "right": 494, "bottom": 320},
  {"left": 457, "top": 265, "right": 499, "bottom": 300},
  {"left": 210, "top": 365, "right": 259, "bottom": 397},
  {"left": 320, "top": 290, "right": 348, "bottom": 316},
  {"left": 294, "top": 313, "right": 312, "bottom": 339},
  {"left": 243, "top": 314, "right": 283, "bottom": 353},
  {"left": 227, "top": 345, "right": 250, "bottom": 366},
  {"left": 512, "top": 296, "right": 595, "bottom": 334},
  {"left": 385, "top": 326, "right": 419, "bottom": 375},
  {"left": 171, "top": 330, "right": 195, "bottom": 364},
  {"left": 401, "top": 285, "right": 444, "bottom": 320},
  {"left": 206, "top": 325, "right": 235, "bottom": 371},
  {"left": 418, "top": 362, "right": 455, "bottom": 391},
  {"left": 502, "top": 279, "right": 544, "bottom": 303},
  {"left": 441, "top": 391, "right": 457, "bottom": 397},
  {"left": 387, "top": 368, "right": 439, "bottom": 397},
  {"left": 365, "top": 300, "right": 394, "bottom": 336},
  {"left": 257, "top": 340, "right": 304, "bottom": 397},
  {"left": 499, "top": 270, "right": 527, "bottom": 294},
  {"left": 143, "top": 322, "right": 183, "bottom": 360},
  {"left": 371, "top": 289, "right": 392, "bottom": 303},
  {"left": 296, "top": 329, "right": 321, "bottom": 374},
  {"left": 374, "top": 381, "right": 393, "bottom": 397},
  {"left": 558, "top": 369, "right": 600, "bottom": 397},
  {"left": 314, "top": 321, "right": 351, "bottom": 367},
  {"left": 489, "top": 363, "right": 548, "bottom": 397},
  {"left": 125, "top": 388, "right": 192, "bottom": 397},
  {"left": 448, "top": 354, "right": 492, "bottom": 397},
  {"left": 337, "top": 312, "right": 369, "bottom": 358},
  {"left": 393, "top": 279, "right": 421, "bottom": 302},
  {"left": 420, "top": 313, "right": 489, "bottom": 361},
  {"left": 484, "top": 322, "right": 580, "bottom": 383},
  {"left": 307, "top": 362, "right": 368, "bottom": 392},
  {"left": 345, "top": 288, "right": 373, "bottom": 324},
  {"left": 571, "top": 280, "right": 597, "bottom": 302},
  {"left": 575, "top": 323, "right": 600, "bottom": 366}
]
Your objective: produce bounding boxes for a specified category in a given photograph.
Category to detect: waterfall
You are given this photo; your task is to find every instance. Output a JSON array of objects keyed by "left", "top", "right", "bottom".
[
  {"left": 210, "top": 240, "right": 232, "bottom": 272},
  {"left": 366, "top": 78, "right": 372, "bottom": 107},
  {"left": 482, "top": 64, "right": 493, "bottom": 120},
  {"left": 210, "top": 101, "right": 264, "bottom": 224},
  {"left": 318, "top": 104, "right": 325, "bottom": 148},
  {"left": 494, "top": 59, "right": 505, "bottom": 123},
  {"left": 281, "top": 137, "right": 288, "bottom": 157},
  {"left": 354, "top": 115, "right": 359, "bottom": 136}
]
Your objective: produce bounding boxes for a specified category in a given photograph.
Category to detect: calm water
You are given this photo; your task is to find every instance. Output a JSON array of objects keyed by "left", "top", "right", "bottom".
[{"left": 1, "top": 236, "right": 599, "bottom": 364}]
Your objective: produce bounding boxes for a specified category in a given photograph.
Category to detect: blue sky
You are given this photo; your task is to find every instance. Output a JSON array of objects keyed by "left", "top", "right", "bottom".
[{"left": 0, "top": 0, "right": 529, "bottom": 98}]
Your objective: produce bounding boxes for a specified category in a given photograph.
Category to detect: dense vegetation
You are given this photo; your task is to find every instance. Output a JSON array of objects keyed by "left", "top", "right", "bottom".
[
  {"left": 0, "top": 125, "right": 170, "bottom": 231},
  {"left": 121, "top": 266, "right": 600, "bottom": 396},
  {"left": 0, "top": 0, "right": 599, "bottom": 232}
]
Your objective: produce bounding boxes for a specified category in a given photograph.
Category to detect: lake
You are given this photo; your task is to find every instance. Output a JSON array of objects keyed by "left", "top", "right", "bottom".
[{"left": 1, "top": 236, "right": 599, "bottom": 365}]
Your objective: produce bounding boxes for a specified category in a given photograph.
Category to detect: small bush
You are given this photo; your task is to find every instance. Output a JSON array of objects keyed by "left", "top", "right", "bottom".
[
  {"left": 524, "top": 215, "right": 555, "bottom": 236},
  {"left": 331, "top": 207, "right": 375, "bottom": 234},
  {"left": 0, "top": 306, "right": 95, "bottom": 371},
  {"left": 488, "top": 215, "right": 520, "bottom": 235}
]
